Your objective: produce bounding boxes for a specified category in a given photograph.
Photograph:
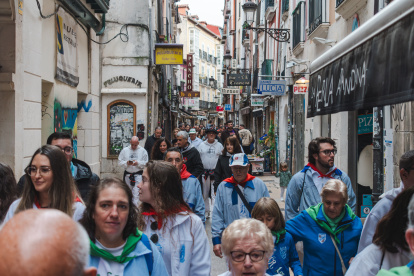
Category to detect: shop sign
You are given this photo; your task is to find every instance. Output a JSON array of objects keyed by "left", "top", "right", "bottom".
[
  {"left": 103, "top": 76, "right": 142, "bottom": 88},
  {"left": 154, "top": 44, "right": 184, "bottom": 65},
  {"left": 224, "top": 104, "right": 232, "bottom": 111},
  {"left": 257, "top": 80, "right": 286, "bottom": 96},
  {"left": 181, "top": 98, "right": 199, "bottom": 111},
  {"left": 358, "top": 114, "right": 373, "bottom": 135},
  {"left": 216, "top": 106, "right": 224, "bottom": 112},
  {"left": 180, "top": 91, "right": 200, "bottom": 98},
  {"left": 293, "top": 84, "right": 308, "bottom": 94},
  {"left": 251, "top": 95, "right": 264, "bottom": 106},
  {"left": 187, "top": 54, "right": 194, "bottom": 92},
  {"left": 227, "top": 74, "right": 251, "bottom": 86},
  {"left": 222, "top": 88, "right": 239, "bottom": 94}
]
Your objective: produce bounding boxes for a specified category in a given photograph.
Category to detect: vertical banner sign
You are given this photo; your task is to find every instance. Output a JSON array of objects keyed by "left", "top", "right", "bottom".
[
  {"left": 186, "top": 54, "right": 193, "bottom": 91},
  {"left": 55, "top": 9, "right": 79, "bottom": 87}
]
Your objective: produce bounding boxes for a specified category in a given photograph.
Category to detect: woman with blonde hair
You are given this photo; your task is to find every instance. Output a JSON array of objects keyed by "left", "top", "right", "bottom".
[
  {"left": 3, "top": 145, "right": 84, "bottom": 223},
  {"left": 286, "top": 179, "right": 362, "bottom": 276}
]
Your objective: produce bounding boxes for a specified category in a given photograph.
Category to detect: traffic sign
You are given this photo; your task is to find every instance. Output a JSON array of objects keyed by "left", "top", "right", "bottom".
[
  {"left": 180, "top": 91, "right": 200, "bottom": 98},
  {"left": 257, "top": 80, "right": 286, "bottom": 96},
  {"left": 224, "top": 104, "right": 232, "bottom": 111}
]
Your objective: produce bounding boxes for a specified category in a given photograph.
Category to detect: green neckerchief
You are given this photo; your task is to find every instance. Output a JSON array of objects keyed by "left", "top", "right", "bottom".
[
  {"left": 306, "top": 203, "right": 355, "bottom": 244},
  {"left": 271, "top": 229, "right": 286, "bottom": 244},
  {"left": 90, "top": 228, "right": 142, "bottom": 263},
  {"left": 322, "top": 206, "right": 346, "bottom": 232}
]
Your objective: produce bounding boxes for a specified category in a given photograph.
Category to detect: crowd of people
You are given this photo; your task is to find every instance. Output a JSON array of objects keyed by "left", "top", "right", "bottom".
[{"left": 1, "top": 128, "right": 414, "bottom": 276}]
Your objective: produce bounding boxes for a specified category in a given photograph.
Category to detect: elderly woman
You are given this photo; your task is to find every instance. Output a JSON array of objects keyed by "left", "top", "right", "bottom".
[
  {"left": 286, "top": 179, "right": 362, "bottom": 276},
  {"left": 79, "top": 177, "right": 168, "bottom": 275},
  {"left": 219, "top": 218, "right": 274, "bottom": 276}
]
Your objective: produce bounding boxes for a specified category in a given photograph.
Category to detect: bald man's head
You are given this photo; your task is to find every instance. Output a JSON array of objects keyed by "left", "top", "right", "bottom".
[
  {"left": 130, "top": 136, "right": 139, "bottom": 150},
  {"left": 0, "top": 209, "right": 96, "bottom": 276}
]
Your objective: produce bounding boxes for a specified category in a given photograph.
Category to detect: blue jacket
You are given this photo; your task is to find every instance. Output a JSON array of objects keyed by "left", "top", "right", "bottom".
[
  {"left": 267, "top": 232, "right": 302, "bottom": 276},
  {"left": 182, "top": 175, "right": 206, "bottom": 223},
  {"left": 212, "top": 177, "right": 270, "bottom": 245},
  {"left": 89, "top": 234, "right": 168, "bottom": 276},
  {"left": 285, "top": 165, "right": 356, "bottom": 221},
  {"left": 286, "top": 206, "right": 362, "bottom": 276}
]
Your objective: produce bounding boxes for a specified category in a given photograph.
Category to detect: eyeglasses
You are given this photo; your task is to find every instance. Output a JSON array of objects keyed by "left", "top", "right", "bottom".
[
  {"left": 319, "top": 149, "right": 337, "bottom": 156},
  {"left": 232, "top": 167, "right": 247, "bottom": 173},
  {"left": 56, "top": 146, "right": 73, "bottom": 155},
  {"left": 230, "top": 250, "right": 266, "bottom": 263},
  {"left": 150, "top": 221, "right": 159, "bottom": 243},
  {"left": 25, "top": 166, "right": 52, "bottom": 176}
]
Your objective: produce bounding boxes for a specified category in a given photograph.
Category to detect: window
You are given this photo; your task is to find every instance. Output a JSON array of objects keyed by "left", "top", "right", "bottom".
[
  {"left": 308, "top": 0, "right": 329, "bottom": 35},
  {"left": 189, "top": 29, "right": 195, "bottom": 53},
  {"left": 292, "top": 1, "right": 305, "bottom": 49}
]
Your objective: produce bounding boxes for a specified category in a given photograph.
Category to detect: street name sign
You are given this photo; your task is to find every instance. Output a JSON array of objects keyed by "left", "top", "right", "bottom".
[
  {"left": 258, "top": 80, "right": 286, "bottom": 96},
  {"left": 227, "top": 74, "right": 251, "bottom": 86},
  {"left": 222, "top": 88, "right": 239, "bottom": 95}
]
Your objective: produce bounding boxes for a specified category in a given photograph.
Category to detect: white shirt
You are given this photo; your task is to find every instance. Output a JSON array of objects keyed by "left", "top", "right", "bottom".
[
  {"left": 95, "top": 240, "right": 126, "bottom": 276},
  {"left": 118, "top": 145, "right": 148, "bottom": 173},
  {"left": 309, "top": 166, "right": 337, "bottom": 193}
]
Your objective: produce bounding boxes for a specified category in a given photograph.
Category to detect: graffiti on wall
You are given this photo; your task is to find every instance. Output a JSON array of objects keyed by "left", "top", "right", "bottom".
[
  {"left": 77, "top": 99, "right": 92, "bottom": 112},
  {"left": 54, "top": 100, "right": 78, "bottom": 158},
  {"left": 391, "top": 103, "right": 407, "bottom": 132}
]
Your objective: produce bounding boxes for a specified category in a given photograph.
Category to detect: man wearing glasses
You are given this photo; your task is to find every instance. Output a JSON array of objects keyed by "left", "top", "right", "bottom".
[
  {"left": 212, "top": 153, "right": 270, "bottom": 259},
  {"left": 285, "top": 137, "right": 356, "bottom": 221},
  {"left": 358, "top": 150, "right": 414, "bottom": 253},
  {"left": 17, "top": 132, "right": 99, "bottom": 201}
]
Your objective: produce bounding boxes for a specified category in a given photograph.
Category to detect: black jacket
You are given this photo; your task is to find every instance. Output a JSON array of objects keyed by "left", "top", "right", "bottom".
[
  {"left": 220, "top": 128, "right": 240, "bottom": 144},
  {"left": 144, "top": 135, "right": 160, "bottom": 156},
  {"left": 213, "top": 155, "right": 253, "bottom": 193},
  {"left": 181, "top": 146, "right": 204, "bottom": 178},
  {"left": 17, "top": 158, "right": 99, "bottom": 201}
]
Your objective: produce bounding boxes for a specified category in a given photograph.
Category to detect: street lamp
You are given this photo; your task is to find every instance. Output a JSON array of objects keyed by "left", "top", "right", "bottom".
[
  {"left": 209, "top": 76, "right": 215, "bottom": 87},
  {"left": 242, "top": 1, "right": 290, "bottom": 42},
  {"left": 223, "top": 49, "right": 232, "bottom": 68}
]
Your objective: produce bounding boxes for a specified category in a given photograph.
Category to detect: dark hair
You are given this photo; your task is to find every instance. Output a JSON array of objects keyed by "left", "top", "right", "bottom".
[
  {"left": 372, "top": 187, "right": 414, "bottom": 253},
  {"left": 165, "top": 147, "right": 183, "bottom": 159},
  {"left": 17, "top": 145, "right": 76, "bottom": 216},
  {"left": 252, "top": 197, "right": 285, "bottom": 232},
  {"left": 308, "top": 137, "right": 336, "bottom": 164},
  {"left": 46, "top": 132, "right": 73, "bottom": 146},
  {"left": 240, "top": 124, "right": 245, "bottom": 127},
  {"left": 150, "top": 138, "right": 172, "bottom": 160},
  {"left": 222, "top": 136, "right": 242, "bottom": 155},
  {"left": 0, "top": 163, "right": 17, "bottom": 221},
  {"left": 138, "top": 161, "right": 191, "bottom": 230},
  {"left": 399, "top": 150, "right": 414, "bottom": 171},
  {"left": 226, "top": 120, "right": 233, "bottom": 125},
  {"left": 80, "top": 177, "right": 139, "bottom": 241}
]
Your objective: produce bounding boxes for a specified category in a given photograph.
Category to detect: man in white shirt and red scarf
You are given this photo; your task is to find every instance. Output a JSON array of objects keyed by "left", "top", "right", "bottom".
[
  {"left": 211, "top": 153, "right": 270, "bottom": 258},
  {"left": 285, "top": 137, "right": 356, "bottom": 221}
]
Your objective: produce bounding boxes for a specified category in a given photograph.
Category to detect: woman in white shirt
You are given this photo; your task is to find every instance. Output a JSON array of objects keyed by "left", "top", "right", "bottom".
[
  {"left": 346, "top": 187, "right": 414, "bottom": 276},
  {"left": 138, "top": 161, "right": 211, "bottom": 276},
  {"left": 79, "top": 177, "right": 168, "bottom": 276}
]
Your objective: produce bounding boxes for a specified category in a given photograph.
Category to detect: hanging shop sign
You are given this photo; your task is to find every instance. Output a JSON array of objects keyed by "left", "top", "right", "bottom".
[
  {"left": 180, "top": 91, "right": 200, "bottom": 98},
  {"left": 257, "top": 80, "right": 286, "bottom": 96},
  {"left": 227, "top": 74, "right": 251, "bottom": 86},
  {"left": 154, "top": 44, "right": 184, "bottom": 65},
  {"left": 187, "top": 54, "right": 194, "bottom": 91},
  {"left": 251, "top": 95, "right": 264, "bottom": 106},
  {"left": 293, "top": 84, "right": 308, "bottom": 94},
  {"left": 307, "top": 1, "right": 414, "bottom": 118},
  {"left": 216, "top": 106, "right": 224, "bottom": 112},
  {"left": 103, "top": 76, "right": 142, "bottom": 87},
  {"left": 222, "top": 88, "right": 240, "bottom": 94},
  {"left": 55, "top": 8, "right": 79, "bottom": 87},
  {"left": 358, "top": 114, "right": 373, "bottom": 135}
]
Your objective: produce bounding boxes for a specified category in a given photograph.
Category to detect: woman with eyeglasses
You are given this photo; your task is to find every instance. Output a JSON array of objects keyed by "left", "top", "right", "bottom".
[
  {"left": 137, "top": 161, "right": 211, "bottom": 276},
  {"left": 219, "top": 218, "right": 274, "bottom": 276},
  {"left": 79, "top": 177, "right": 168, "bottom": 275},
  {"left": 3, "top": 145, "right": 85, "bottom": 224}
]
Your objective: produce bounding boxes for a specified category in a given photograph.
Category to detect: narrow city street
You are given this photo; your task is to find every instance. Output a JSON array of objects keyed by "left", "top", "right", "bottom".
[{"left": 206, "top": 174, "right": 288, "bottom": 276}]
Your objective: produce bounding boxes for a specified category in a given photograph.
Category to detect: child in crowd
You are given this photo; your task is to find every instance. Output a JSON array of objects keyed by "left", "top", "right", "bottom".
[
  {"left": 252, "top": 197, "right": 302, "bottom": 276},
  {"left": 274, "top": 162, "right": 292, "bottom": 202}
]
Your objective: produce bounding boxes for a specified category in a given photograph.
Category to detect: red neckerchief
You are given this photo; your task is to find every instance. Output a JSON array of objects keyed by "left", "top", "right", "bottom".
[
  {"left": 142, "top": 204, "right": 190, "bottom": 230},
  {"left": 180, "top": 164, "right": 192, "bottom": 180},
  {"left": 34, "top": 195, "right": 82, "bottom": 209},
  {"left": 224, "top": 174, "right": 256, "bottom": 188},
  {"left": 307, "top": 163, "right": 336, "bottom": 179}
]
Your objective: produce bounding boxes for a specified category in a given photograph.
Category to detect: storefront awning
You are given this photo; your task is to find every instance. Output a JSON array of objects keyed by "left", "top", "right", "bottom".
[
  {"left": 179, "top": 108, "right": 196, "bottom": 118},
  {"left": 252, "top": 108, "right": 263, "bottom": 117},
  {"left": 307, "top": 0, "right": 414, "bottom": 118}
]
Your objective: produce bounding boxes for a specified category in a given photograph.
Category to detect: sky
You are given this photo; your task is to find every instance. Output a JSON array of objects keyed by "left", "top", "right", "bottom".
[{"left": 178, "top": 0, "right": 225, "bottom": 27}]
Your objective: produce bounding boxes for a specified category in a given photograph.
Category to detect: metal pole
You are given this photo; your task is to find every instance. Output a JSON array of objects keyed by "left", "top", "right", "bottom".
[{"left": 372, "top": 106, "right": 384, "bottom": 206}]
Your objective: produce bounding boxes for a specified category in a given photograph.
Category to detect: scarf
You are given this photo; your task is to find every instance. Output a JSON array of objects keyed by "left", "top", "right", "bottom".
[
  {"left": 307, "top": 163, "right": 337, "bottom": 179},
  {"left": 306, "top": 203, "right": 355, "bottom": 244},
  {"left": 272, "top": 229, "right": 286, "bottom": 244},
  {"left": 142, "top": 204, "right": 190, "bottom": 230},
  {"left": 180, "top": 164, "right": 192, "bottom": 179},
  {"left": 224, "top": 174, "right": 255, "bottom": 188},
  {"left": 322, "top": 205, "right": 346, "bottom": 232},
  {"left": 90, "top": 228, "right": 142, "bottom": 263}
]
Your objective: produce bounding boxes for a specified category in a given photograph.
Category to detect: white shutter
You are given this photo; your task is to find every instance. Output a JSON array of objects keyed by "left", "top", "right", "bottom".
[
  {"left": 260, "top": 1, "right": 265, "bottom": 26},
  {"left": 189, "top": 28, "right": 195, "bottom": 53}
]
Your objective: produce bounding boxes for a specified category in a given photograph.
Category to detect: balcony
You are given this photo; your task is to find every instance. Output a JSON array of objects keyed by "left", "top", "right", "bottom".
[
  {"left": 308, "top": 0, "right": 330, "bottom": 39},
  {"left": 203, "top": 51, "right": 208, "bottom": 60},
  {"left": 336, "top": 0, "right": 367, "bottom": 19},
  {"left": 199, "top": 100, "right": 209, "bottom": 109},
  {"left": 265, "top": 0, "right": 276, "bottom": 21}
]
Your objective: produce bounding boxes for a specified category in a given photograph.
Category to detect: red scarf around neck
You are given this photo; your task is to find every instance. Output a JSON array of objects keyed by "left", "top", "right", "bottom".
[
  {"left": 224, "top": 174, "right": 255, "bottom": 188},
  {"left": 180, "top": 164, "right": 192, "bottom": 179},
  {"left": 307, "top": 163, "right": 336, "bottom": 179},
  {"left": 142, "top": 204, "right": 190, "bottom": 229}
]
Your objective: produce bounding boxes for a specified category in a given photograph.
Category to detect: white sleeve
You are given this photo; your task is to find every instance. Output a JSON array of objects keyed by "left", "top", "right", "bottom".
[
  {"left": 118, "top": 148, "right": 129, "bottom": 169},
  {"left": 136, "top": 149, "right": 148, "bottom": 169}
]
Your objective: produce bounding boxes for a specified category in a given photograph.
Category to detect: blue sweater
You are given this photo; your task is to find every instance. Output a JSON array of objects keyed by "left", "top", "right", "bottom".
[
  {"left": 267, "top": 231, "right": 302, "bottom": 276},
  {"left": 285, "top": 206, "right": 362, "bottom": 276}
]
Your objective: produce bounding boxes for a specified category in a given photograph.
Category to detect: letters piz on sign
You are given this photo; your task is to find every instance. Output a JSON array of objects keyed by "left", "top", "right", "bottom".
[
  {"left": 222, "top": 88, "right": 239, "bottom": 95},
  {"left": 180, "top": 91, "right": 200, "bottom": 98},
  {"left": 293, "top": 84, "right": 308, "bottom": 94},
  {"left": 227, "top": 74, "right": 251, "bottom": 86},
  {"left": 258, "top": 80, "right": 286, "bottom": 96}
]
